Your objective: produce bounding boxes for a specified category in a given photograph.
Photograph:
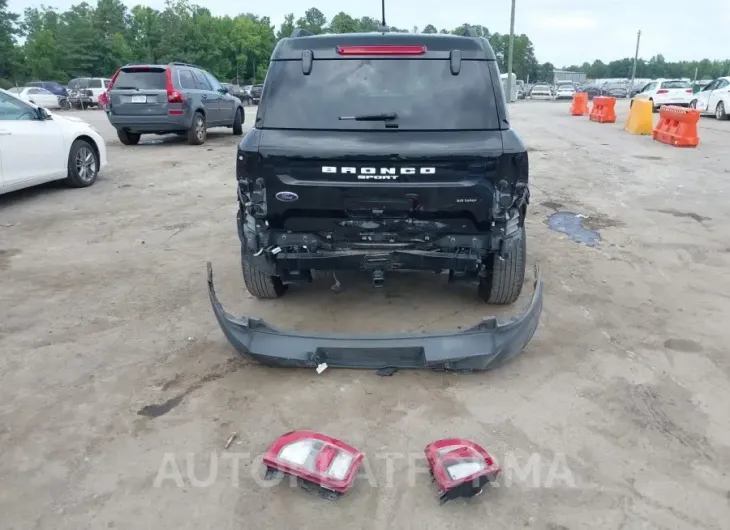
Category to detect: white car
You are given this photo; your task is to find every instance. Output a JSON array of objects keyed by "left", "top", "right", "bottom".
[
  {"left": 0, "top": 89, "right": 107, "bottom": 195},
  {"left": 530, "top": 84, "right": 553, "bottom": 100},
  {"left": 554, "top": 85, "right": 576, "bottom": 100},
  {"left": 7, "top": 86, "right": 61, "bottom": 109},
  {"left": 690, "top": 76, "right": 730, "bottom": 120},
  {"left": 68, "top": 77, "right": 111, "bottom": 105},
  {"left": 633, "top": 79, "right": 693, "bottom": 111}
]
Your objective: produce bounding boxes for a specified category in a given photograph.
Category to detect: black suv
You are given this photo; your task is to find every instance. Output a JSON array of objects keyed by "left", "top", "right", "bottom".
[{"left": 235, "top": 31, "right": 529, "bottom": 304}]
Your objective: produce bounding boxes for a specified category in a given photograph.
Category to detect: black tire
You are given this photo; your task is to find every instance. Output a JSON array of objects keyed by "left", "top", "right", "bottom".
[
  {"left": 187, "top": 111, "right": 206, "bottom": 145},
  {"left": 716, "top": 102, "right": 728, "bottom": 121},
  {"left": 650, "top": 99, "right": 658, "bottom": 113},
  {"left": 689, "top": 99, "right": 697, "bottom": 109},
  {"left": 117, "top": 129, "right": 140, "bottom": 145},
  {"left": 478, "top": 226, "right": 526, "bottom": 305},
  {"left": 242, "top": 255, "right": 287, "bottom": 299},
  {"left": 65, "top": 139, "right": 99, "bottom": 188},
  {"left": 232, "top": 108, "right": 243, "bottom": 135}
]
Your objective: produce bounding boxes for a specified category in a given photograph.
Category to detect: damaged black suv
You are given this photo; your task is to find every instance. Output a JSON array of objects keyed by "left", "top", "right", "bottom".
[{"left": 235, "top": 30, "right": 530, "bottom": 304}]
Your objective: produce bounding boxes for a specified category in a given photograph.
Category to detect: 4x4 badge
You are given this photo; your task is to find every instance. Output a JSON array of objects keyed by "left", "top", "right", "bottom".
[{"left": 275, "top": 191, "right": 299, "bottom": 202}]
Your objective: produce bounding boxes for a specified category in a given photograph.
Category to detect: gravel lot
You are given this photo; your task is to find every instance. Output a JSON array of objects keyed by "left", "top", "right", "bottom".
[{"left": 2, "top": 101, "right": 730, "bottom": 530}]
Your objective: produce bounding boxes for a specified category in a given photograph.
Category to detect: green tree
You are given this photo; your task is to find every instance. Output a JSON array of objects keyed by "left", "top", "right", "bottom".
[
  {"left": 277, "top": 13, "right": 294, "bottom": 39},
  {"left": 329, "top": 12, "right": 359, "bottom": 33},
  {"left": 296, "top": 7, "right": 327, "bottom": 35},
  {"left": 422, "top": 24, "right": 437, "bottom": 34}
]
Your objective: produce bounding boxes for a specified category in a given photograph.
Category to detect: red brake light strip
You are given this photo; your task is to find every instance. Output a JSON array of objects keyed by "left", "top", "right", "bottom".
[{"left": 337, "top": 45, "right": 426, "bottom": 55}]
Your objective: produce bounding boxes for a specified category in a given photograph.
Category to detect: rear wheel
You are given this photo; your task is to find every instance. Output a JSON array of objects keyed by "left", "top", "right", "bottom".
[
  {"left": 716, "top": 102, "right": 728, "bottom": 120},
  {"left": 187, "top": 112, "right": 206, "bottom": 145},
  {"left": 650, "top": 99, "right": 658, "bottom": 113},
  {"left": 478, "top": 226, "right": 526, "bottom": 305},
  {"left": 689, "top": 99, "right": 697, "bottom": 109},
  {"left": 232, "top": 108, "right": 243, "bottom": 135},
  {"left": 242, "top": 255, "right": 287, "bottom": 299},
  {"left": 117, "top": 129, "right": 140, "bottom": 145}
]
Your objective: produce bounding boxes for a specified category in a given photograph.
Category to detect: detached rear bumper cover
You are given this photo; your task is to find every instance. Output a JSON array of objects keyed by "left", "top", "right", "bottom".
[{"left": 207, "top": 263, "right": 542, "bottom": 371}]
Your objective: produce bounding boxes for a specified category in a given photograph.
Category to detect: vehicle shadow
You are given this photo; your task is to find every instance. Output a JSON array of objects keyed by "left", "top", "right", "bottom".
[{"left": 0, "top": 180, "right": 67, "bottom": 208}]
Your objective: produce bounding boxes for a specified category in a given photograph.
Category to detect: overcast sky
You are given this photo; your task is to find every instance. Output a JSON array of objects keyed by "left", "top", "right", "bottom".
[{"left": 7, "top": 0, "right": 727, "bottom": 66}]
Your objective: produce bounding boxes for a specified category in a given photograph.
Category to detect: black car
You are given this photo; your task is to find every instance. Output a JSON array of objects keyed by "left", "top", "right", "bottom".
[
  {"left": 222, "top": 83, "right": 247, "bottom": 102},
  {"left": 234, "top": 32, "right": 532, "bottom": 301},
  {"left": 250, "top": 84, "right": 263, "bottom": 104},
  {"left": 582, "top": 84, "right": 602, "bottom": 100},
  {"left": 601, "top": 82, "right": 629, "bottom": 98},
  {"left": 208, "top": 30, "right": 541, "bottom": 371}
]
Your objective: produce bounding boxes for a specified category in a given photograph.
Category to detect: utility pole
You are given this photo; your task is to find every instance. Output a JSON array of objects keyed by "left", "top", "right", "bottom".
[
  {"left": 506, "top": 0, "right": 516, "bottom": 103},
  {"left": 630, "top": 30, "right": 641, "bottom": 89}
]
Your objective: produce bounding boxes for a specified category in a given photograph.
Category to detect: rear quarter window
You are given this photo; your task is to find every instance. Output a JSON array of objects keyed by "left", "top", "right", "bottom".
[{"left": 259, "top": 59, "right": 502, "bottom": 131}]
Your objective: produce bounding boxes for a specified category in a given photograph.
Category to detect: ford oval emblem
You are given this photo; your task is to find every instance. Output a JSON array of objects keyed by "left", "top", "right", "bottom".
[{"left": 275, "top": 191, "right": 299, "bottom": 202}]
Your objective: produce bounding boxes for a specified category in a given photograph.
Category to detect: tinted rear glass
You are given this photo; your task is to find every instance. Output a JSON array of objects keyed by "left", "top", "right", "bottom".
[
  {"left": 114, "top": 69, "right": 166, "bottom": 90},
  {"left": 661, "top": 80, "right": 690, "bottom": 89},
  {"left": 260, "top": 59, "right": 500, "bottom": 131}
]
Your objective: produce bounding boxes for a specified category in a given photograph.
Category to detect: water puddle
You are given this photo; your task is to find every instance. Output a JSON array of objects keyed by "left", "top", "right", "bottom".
[{"left": 547, "top": 212, "right": 601, "bottom": 246}]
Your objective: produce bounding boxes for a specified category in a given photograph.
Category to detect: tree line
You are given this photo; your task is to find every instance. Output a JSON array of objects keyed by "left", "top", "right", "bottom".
[{"left": 1, "top": 0, "right": 728, "bottom": 89}]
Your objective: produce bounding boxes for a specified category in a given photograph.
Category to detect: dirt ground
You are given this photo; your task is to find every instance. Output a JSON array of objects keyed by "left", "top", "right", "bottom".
[{"left": 1, "top": 100, "right": 730, "bottom": 530}]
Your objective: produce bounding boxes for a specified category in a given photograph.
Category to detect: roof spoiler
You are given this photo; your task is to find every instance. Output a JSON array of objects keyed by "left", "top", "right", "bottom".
[{"left": 290, "top": 28, "right": 314, "bottom": 38}]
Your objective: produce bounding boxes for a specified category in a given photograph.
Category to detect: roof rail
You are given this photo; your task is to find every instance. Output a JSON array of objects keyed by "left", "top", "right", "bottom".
[
  {"left": 170, "top": 61, "right": 200, "bottom": 69},
  {"left": 290, "top": 28, "right": 314, "bottom": 38}
]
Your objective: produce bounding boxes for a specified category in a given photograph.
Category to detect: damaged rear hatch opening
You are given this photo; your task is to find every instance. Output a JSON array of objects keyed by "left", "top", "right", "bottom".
[{"left": 207, "top": 262, "right": 542, "bottom": 371}]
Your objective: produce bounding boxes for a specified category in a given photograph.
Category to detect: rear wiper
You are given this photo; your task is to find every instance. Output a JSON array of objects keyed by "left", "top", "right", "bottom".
[
  {"left": 339, "top": 112, "right": 397, "bottom": 121},
  {"left": 115, "top": 86, "right": 139, "bottom": 90}
]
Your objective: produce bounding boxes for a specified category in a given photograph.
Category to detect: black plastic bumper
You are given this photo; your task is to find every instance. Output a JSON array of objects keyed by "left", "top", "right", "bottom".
[{"left": 207, "top": 262, "right": 543, "bottom": 371}]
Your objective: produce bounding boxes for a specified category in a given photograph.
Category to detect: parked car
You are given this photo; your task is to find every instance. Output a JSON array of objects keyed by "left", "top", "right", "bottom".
[
  {"left": 633, "top": 79, "right": 693, "bottom": 111},
  {"left": 67, "top": 77, "right": 111, "bottom": 106},
  {"left": 690, "top": 76, "right": 730, "bottom": 120},
  {"left": 601, "top": 82, "right": 629, "bottom": 98},
  {"left": 222, "top": 83, "right": 247, "bottom": 102},
  {"left": 7, "top": 87, "right": 61, "bottom": 109},
  {"left": 529, "top": 84, "right": 552, "bottom": 100},
  {"left": 105, "top": 62, "right": 245, "bottom": 145},
  {"left": 0, "top": 89, "right": 107, "bottom": 195},
  {"left": 554, "top": 84, "right": 576, "bottom": 100},
  {"left": 250, "top": 84, "right": 263, "bottom": 104},
  {"left": 582, "top": 84, "right": 603, "bottom": 100},
  {"left": 26, "top": 81, "right": 68, "bottom": 97}
]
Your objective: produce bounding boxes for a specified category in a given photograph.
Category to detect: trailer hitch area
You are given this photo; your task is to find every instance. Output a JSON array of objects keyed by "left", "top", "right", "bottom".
[{"left": 372, "top": 269, "right": 385, "bottom": 288}]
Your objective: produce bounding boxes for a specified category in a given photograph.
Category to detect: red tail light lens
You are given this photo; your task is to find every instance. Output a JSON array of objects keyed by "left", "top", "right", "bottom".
[
  {"left": 263, "top": 431, "right": 364, "bottom": 499},
  {"left": 337, "top": 45, "right": 426, "bottom": 55},
  {"left": 165, "top": 67, "right": 184, "bottom": 103},
  {"left": 425, "top": 438, "right": 500, "bottom": 504},
  {"left": 107, "top": 68, "right": 121, "bottom": 91},
  {"left": 656, "top": 89, "right": 669, "bottom": 94},
  {"left": 98, "top": 91, "right": 108, "bottom": 107},
  {"left": 685, "top": 89, "right": 693, "bottom": 93}
]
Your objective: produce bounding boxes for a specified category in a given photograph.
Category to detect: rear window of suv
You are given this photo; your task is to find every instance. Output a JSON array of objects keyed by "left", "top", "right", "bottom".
[
  {"left": 259, "top": 59, "right": 501, "bottom": 131},
  {"left": 113, "top": 68, "right": 166, "bottom": 90}
]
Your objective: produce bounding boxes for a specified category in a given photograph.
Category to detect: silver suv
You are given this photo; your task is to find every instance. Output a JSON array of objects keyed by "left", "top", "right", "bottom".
[{"left": 106, "top": 62, "right": 244, "bottom": 145}]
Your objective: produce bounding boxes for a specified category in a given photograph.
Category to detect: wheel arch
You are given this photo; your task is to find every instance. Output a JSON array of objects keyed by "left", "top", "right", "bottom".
[{"left": 72, "top": 134, "right": 100, "bottom": 164}]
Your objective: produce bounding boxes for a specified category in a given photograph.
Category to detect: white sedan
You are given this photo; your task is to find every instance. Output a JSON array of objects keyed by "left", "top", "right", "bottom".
[
  {"left": 7, "top": 86, "right": 61, "bottom": 109},
  {"left": 530, "top": 85, "right": 553, "bottom": 100},
  {"left": 0, "top": 89, "right": 107, "bottom": 195},
  {"left": 690, "top": 76, "right": 730, "bottom": 120},
  {"left": 632, "top": 79, "right": 693, "bottom": 111}
]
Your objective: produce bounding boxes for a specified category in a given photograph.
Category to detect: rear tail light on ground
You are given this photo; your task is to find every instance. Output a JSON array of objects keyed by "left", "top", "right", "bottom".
[
  {"left": 425, "top": 438, "right": 500, "bottom": 504},
  {"left": 165, "top": 67, "right": 184, "bottom": 103},
  {"left": 263, "top": 430, "right": 364, "bottom": 499}
]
